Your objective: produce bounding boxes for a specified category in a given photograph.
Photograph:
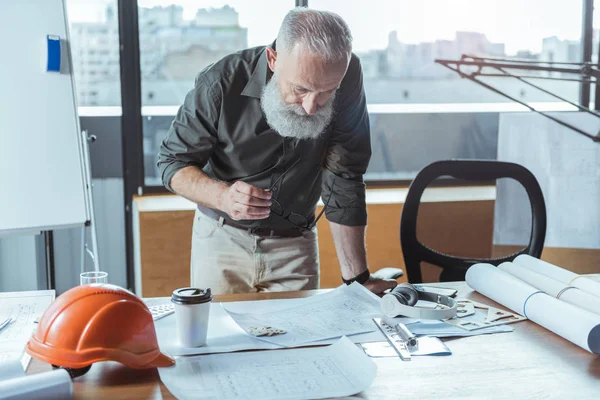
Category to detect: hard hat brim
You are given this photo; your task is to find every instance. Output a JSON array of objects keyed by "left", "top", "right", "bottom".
[
  {"left": 143, "top": 351, "right": 176, "bottom": 368},
  {"left": 27, "top": 337, "right": 175, "bottom": 369}
]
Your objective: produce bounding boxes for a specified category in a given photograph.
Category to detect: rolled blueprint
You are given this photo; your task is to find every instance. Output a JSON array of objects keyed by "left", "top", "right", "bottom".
[
  {"left": 466, "top": 263, "right": 600, "bottom": 355},
  {"left": 513, "top": 255, "right": 600, "bottom": 296},
  {"left": 498, "top": 262, "right": 600, "bottom": 316},
  {"left": 0, "top": 360, "right": 24, "bottom": 381},
  {"left": 0, "top": 368, "right": 73, "bottom": 400}
]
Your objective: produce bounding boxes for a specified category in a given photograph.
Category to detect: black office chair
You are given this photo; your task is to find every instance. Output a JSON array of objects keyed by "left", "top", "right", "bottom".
[{"left": 400, "top": 160, "right": 547, "bottom": 283}]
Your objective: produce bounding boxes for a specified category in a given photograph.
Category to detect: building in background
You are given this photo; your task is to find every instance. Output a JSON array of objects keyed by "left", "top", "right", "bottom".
[
  {"left": 373, "top": 31, "right": 506, "bottom": 80},
  {"left": 71, "top": 4, "right": 248, "bottom": 106},
  {"left": 70, "top": 6, "right": 120, "bottom": 106},
  {"left": 70, "top": 4, "right": 580, "bottom": 107}
]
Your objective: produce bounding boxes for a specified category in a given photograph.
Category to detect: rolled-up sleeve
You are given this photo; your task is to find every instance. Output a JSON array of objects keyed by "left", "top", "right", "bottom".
[
  {"left": 321, "top": 55, "right": 371, "bottom": 226},
  {"left": 157, "top": 75, "right": 221, "bottom": 192}
]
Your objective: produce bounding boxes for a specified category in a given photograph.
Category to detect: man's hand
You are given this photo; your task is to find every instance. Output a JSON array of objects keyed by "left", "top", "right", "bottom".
[
  {"left": 219, "top": 181, "right": 272, "bottom": 221},
  {"left": 363, "top": 276, "right": 398, "bottom": 295}
]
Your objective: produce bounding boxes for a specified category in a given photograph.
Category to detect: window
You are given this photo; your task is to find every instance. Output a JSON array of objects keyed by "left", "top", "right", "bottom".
[
  {"left": 66, "top": 0, "right": 122, "bottom": 108},
  {"left": 132, "top": 0, "right": 588, "bottom": 188},
  {"left": 137, "top": 1, "right": 293, "bottom": 186},
  {"left": 311, "top": 0, "right": 584, "bottom": 107},
  {"left": 310, "top": 0, "right": 584, "bottom": 181}
]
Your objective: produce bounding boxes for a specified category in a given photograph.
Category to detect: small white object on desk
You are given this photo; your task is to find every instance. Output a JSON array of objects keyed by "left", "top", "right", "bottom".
[{"left": 361, "top": 336, "right": 451, "bottom": 358}]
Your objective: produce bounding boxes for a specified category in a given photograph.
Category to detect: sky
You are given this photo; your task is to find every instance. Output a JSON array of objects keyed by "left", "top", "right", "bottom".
[{"left": 68, "top": 0, "right": 593, "bottom": 55}]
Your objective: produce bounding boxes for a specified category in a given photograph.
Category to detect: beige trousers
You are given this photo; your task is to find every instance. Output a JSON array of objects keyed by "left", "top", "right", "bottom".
[{"left": 190, "top": 209, "right": 320, "bottom": 295}]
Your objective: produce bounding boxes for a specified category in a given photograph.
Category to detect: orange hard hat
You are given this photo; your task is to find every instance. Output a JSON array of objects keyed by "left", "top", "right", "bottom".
[{"left": 27, "top": 283, "right": 174, "bottom": 372}]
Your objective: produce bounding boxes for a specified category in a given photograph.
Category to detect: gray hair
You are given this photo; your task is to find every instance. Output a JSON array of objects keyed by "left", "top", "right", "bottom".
[{"left": 276, "top": 7, "right": 353, "bottom": 62}]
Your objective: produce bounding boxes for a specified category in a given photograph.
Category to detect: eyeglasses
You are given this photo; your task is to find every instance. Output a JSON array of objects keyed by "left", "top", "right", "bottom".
[{"left": 268, "top": 158, "right": 334, "bottom": 230}]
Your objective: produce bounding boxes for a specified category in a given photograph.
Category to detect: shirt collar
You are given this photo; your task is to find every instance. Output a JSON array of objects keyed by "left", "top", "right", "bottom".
[{"left": 241, "top": 41, "right": 275, "bottom": 99}]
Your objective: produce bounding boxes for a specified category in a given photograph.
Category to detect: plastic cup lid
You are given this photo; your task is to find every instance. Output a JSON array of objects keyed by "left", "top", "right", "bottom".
[{"left": 171, "top": 287, "right": 213, "bottom": 305}]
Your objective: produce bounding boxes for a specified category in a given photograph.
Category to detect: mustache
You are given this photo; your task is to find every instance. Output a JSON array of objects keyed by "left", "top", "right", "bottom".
[{"left": 278, "top": 96, "right": 336, "bottom": 118}]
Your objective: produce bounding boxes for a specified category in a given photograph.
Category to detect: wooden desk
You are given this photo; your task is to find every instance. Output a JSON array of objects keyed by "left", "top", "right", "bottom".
[{"left": 28, "top": 282, "right": 600, "bottom": 399}]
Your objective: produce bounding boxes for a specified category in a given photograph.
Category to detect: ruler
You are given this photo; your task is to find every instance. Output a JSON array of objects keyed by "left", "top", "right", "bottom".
[{"left": 373, "top": 318, "right": 411, "bottom": 361}]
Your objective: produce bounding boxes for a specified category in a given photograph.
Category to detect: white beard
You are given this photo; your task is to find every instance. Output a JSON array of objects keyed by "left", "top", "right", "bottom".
[{"left": 260, "top": 73, "right": 335, "bottom": 140}]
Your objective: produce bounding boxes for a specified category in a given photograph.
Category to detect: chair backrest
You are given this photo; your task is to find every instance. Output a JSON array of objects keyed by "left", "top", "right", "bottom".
[{"left": 400, "top": 159, "right": 546, "bottom": 283}]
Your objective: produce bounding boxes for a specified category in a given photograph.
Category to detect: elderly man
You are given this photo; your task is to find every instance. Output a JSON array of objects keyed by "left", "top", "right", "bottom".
[{"left": 158, "top": 7, "right": 397, "bottom": 295}]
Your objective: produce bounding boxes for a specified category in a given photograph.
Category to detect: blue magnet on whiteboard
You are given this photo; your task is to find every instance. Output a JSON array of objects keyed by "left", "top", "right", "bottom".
[{"left": 47, "top": 35, "right": 61, "bottom": 72}]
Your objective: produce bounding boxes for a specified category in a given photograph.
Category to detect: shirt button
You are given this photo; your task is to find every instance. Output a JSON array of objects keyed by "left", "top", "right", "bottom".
[{"left": 272, "top": 186, "right": 278, "bottom": 191}]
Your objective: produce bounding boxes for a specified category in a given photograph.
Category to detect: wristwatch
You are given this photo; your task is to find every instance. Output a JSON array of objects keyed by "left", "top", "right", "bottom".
[{"left": 342, "top": 269, "right": 370, "bottom": 285}]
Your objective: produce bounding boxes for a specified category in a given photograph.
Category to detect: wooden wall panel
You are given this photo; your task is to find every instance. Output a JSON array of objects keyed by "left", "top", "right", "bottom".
[
  {"left": 135, "top": 198, "right": 598, "bottom": 297},
  {"left": 316, "top": 200, "right": 495, "bottom": 286},
  {"left": 316, "top": 203, "right": 408, "bottom": 288},
  {"left": 138, "top": 210, "right": 194, "bottom": 297},
  {"left": 136, "top": 199, "right": 495, "bottom": 296}
]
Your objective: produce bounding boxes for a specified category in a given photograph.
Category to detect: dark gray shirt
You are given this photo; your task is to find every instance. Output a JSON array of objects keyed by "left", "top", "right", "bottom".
[{"left": 158, "top": 44, "right": 371, "bottom": 231}]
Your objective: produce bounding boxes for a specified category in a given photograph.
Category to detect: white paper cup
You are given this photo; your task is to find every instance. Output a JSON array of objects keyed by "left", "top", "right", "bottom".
[{"left": 171, "top": 287, "right": 212, "bottom": 347}]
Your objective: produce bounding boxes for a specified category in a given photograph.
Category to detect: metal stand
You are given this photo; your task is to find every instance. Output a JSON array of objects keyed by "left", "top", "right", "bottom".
[
  {"left": 435, "top": 55, "right": 600, "bottom": 143},
  {"left": 80, "top": 130, "right": 101, "bottom": 273},
  {"left": 43, "top": 231, "right": 56, "bottom": 289}
]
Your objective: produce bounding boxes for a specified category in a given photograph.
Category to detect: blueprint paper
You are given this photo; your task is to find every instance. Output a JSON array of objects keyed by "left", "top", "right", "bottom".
[
  {"left": 154, "top": 293, "right": 385, "bottom": 356},
  {"left": 222, "top": 283, "right": 381, "bottom": 347},
  {"left": 495, "top": 112, "right": 600, "bottom": 249},
  {"left": 499, "top": 261, "right": 600, "bottom": 316},
  {"left": 158, "top": 337, "right": 376, "bottom": 400},
  {"left": 466, "top": 263, "right": 600, "bottom": 354},
  {"left": 513, "top": 255, "right": 600, "bottom": 297},
  {"left": 0, "top": 291, "right": 55, "bottom": 368}
]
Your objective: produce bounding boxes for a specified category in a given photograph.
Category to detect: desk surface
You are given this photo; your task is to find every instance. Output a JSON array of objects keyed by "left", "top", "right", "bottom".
[{"left": 28, "top": 282, "right": 600, "bottom": 399}]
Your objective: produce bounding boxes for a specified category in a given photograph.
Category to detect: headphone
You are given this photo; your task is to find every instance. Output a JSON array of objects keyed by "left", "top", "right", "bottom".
[{"left": 381, "top": 283, "right": 458, "bottom": 320}]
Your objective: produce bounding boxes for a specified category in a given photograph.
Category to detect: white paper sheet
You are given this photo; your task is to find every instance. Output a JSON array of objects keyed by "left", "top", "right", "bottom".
[
  {"left": 495, "top": 112, "right": 600, "bottom": 249},
  {"left": 466, "top": 263, "right": 600, "bottom": 354},
  {"left": 222, "top": 283, "right": 381, "bottom": 347},
  {"left": 154, "top": 295, "right": 385, "bottom": 356},
  {"left": 158, "top": 336, "right": 376, "bottom": 400},
  {"left": 499, "top": 261, "right": 600, "bottom": 316},
  {"left": 0, "top": 291, "right": 55, "bottom": 368},
  {"left": 513, "top": 254, "right": 600, "bottom": 296}
]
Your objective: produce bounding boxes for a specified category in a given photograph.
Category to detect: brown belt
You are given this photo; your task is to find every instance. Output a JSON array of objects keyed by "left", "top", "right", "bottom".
[{"left": 197, "top": 206, "right": 304, "bottom": 238}]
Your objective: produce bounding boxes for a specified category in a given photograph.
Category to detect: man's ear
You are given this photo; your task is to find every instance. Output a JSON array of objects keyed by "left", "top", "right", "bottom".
[{"left": 266, "top": 47, "right": 277, "bottom": 73}]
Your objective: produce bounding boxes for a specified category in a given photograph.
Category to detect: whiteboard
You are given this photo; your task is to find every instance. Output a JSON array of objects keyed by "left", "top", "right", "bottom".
[
  {"left": 495, "top": 112, "right": 600, "bottom": 249},
  {"left": 0, "top": 0, "right": 89, "bottom": 234}
]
